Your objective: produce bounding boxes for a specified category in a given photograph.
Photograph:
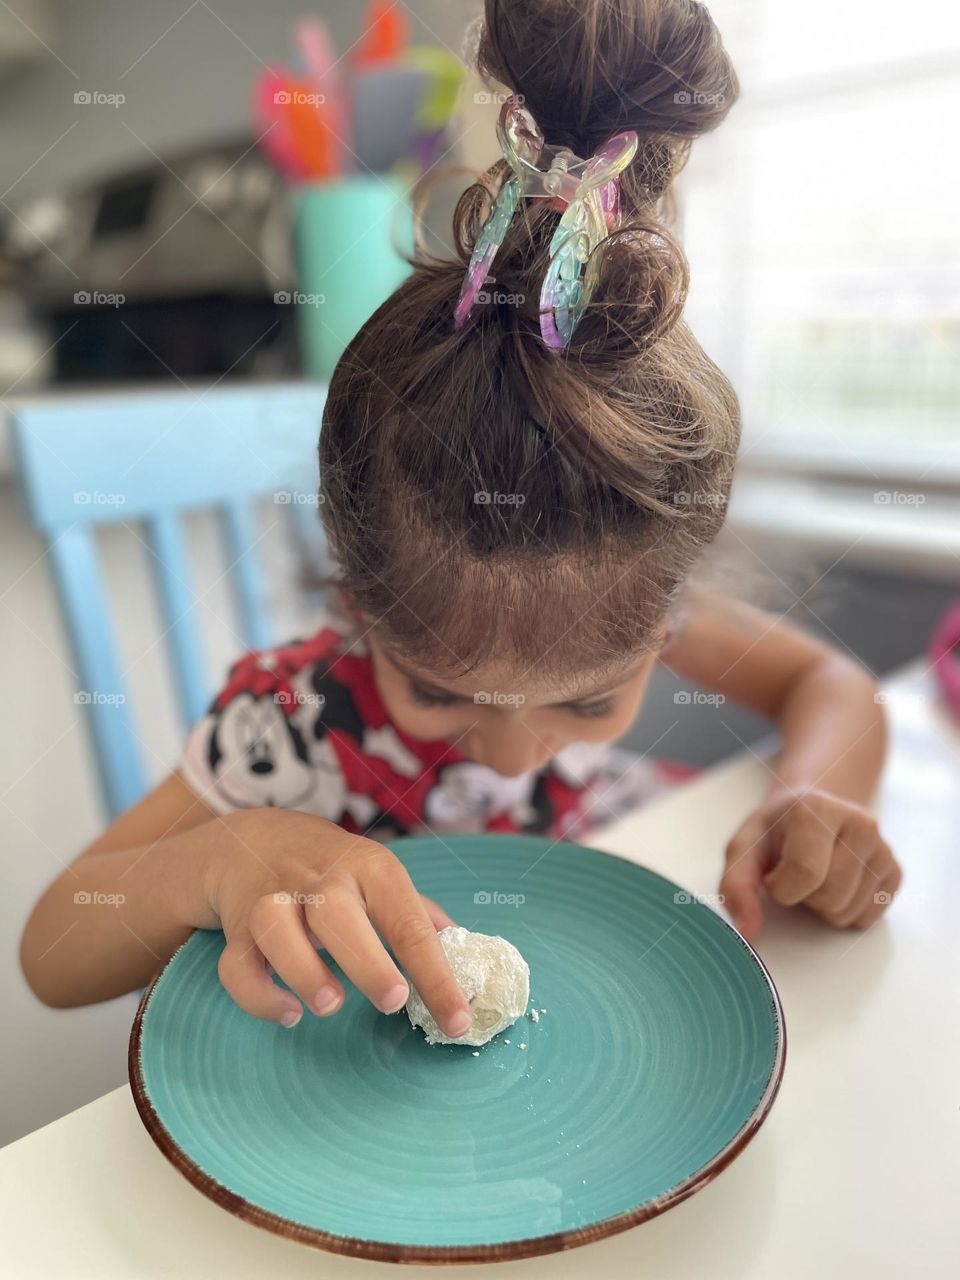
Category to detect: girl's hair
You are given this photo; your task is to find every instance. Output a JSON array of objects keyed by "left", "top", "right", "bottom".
[{"left": 320, "top": 0, "right": 741, "bottom": 683}]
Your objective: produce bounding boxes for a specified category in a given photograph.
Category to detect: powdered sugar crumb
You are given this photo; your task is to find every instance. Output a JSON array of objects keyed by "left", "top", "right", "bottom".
[
  {"left": 471, "top": 1051, "right": 479, "bottom": 1057},
  {"left": 530, "top": 1008, "right": 539, "bottom": 1023},
  {"left": 518, "top": 1042, "right": 527, "bottom": 1050}
]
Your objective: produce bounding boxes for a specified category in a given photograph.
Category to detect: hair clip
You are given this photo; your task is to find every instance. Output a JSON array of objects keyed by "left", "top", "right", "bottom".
[{"left": 453, "top": 97, "right": 637, "bottom": 348}]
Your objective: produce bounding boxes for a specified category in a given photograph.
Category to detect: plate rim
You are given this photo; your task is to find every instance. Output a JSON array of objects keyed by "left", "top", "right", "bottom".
[{"left": 128, "top": 834, "right": 787, "bottom": 1265}]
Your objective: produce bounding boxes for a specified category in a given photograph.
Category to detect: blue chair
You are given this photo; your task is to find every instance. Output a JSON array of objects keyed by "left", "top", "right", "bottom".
[{"left": 9, "top": 382, "right": 328, "bottom": 818}]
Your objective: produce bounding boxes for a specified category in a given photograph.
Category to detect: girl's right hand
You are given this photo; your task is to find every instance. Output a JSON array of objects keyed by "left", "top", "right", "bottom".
[{"left": 202, "top": 808, "right": 473, "bottom": 1038}]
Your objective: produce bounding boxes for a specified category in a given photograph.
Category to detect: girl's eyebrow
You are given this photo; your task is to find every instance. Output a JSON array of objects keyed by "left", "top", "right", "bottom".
[
  {"left": 553, "top": 665, "right": 643, "bottom": 705},
  {"left": 390, "top": 659, "right": 473, "bottom": 702},
  {"left": 395, "top": 657, "right": 645, "bottom": 706}
]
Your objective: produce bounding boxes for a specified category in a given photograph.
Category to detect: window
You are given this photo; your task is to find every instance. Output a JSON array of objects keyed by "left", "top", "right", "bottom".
[{"left": 682, "top": 1, "right": 960, "bottom": 482}]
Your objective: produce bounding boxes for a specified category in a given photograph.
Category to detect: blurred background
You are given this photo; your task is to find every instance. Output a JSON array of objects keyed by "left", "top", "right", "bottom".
[{"left": 0, "top": 0, "right": 957, "bottom": 1145}]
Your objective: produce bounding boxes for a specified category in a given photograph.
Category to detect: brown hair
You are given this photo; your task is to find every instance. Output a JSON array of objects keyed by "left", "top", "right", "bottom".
[{"left": 319, "top": 0, "right": 741, "bottom": 684}]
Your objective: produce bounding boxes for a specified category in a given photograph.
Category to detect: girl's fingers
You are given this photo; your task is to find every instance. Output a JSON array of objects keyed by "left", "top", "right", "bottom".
[
  {"left": 218, "top": 928, "right": 304, "bottom": 1027},
  {"left": 305, "top": 879, "right": 412, "bottom": 1015},
  {"left": 827, "top": 840, "right": 899, "bottom": 929},
  {"left": 420, "top": 894, "right": 457, "bottom": 931},
  {"left": 719, "top": 814, "right": 771, "bottom": 939},
  {"left": 364, "top": 873, "right": 471, "bottom": 1039},
  {"left": 850, "top": 860, "right": 903, "bottom": 930},
  {"left": 802, "top": 818, "right": 875, "bottom": 918},
  {"left": 763, "top": 805, "right": 835, "bottom": 906},
  {"left": 249, "top": 893, "right": 344, "bottom": 1017}
]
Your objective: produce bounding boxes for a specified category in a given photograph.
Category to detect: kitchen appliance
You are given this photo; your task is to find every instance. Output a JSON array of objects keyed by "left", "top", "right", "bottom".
[{"left": 2, "top": 136, "right": 299, "bottom": 383}]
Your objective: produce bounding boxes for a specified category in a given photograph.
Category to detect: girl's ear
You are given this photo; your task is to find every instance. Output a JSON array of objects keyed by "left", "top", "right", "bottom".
[
  {"left": 335, "top": 587, "right": 386, "bottom": 644},
  {"left": 657, "top": 605, "right": 691, "bottom": 657},
  {"left": 333, "top": 584, "right": 364, "bottom": 625}
]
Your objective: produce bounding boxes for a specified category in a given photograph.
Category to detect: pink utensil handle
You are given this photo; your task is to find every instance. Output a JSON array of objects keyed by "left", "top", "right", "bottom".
[
  {"left": 295, "top": 17, "right": 350, "bottom": 172},
  {"left": 253, "top": 71, "right": 307, "bottom": 180},
  {"left": 929, "top": 602, "right": 960, "bottom": 715}
]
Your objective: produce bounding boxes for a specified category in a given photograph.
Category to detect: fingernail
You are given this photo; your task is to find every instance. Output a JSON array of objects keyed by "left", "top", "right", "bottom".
[
  {"left": 280, "top": 1008, "right": 302, "bottom": 1029},
  {"left": 446, "top": 1009, "right": 473, "bottom": 1038},
  {"left": 377, "top": 982, "right": 409, "bottom": 1014},
  {"left": 312, "top": 987, "right": 341, "bottom": 1016}
]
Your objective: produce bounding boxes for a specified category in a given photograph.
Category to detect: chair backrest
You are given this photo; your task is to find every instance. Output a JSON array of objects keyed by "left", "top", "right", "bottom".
[{"left": 9, "top": 382, "right": 328, "bottom": 817}]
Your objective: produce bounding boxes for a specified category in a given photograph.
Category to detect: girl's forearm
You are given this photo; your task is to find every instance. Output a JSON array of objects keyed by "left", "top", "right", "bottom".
[
  {"left": 20, "top": 819, "right": 229, "bottom": 1008},
  {"left": 766, "top": 655, "right": 887, "bottom": 805}
]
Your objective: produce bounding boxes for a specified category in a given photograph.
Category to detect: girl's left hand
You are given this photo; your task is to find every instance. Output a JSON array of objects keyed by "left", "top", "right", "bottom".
[{"left": 719, "top": 788, "right": 903, "bottom": 940}]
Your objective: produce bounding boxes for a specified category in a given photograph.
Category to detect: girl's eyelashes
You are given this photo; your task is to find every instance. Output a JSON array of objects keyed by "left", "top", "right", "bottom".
[
  {"left": 409, "top": 681, "right": 459, "bottom": 708},
  {"left": 407, "top": 678, "right": 615, "bottom": 719},
  {"left": 565, "top": 698, "right": 615, "bottom": 720}
]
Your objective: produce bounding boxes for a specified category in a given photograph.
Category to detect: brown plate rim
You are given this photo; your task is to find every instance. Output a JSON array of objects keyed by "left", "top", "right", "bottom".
[{"left": 128, "top": 841, "right": 787, "bottom": 1265}]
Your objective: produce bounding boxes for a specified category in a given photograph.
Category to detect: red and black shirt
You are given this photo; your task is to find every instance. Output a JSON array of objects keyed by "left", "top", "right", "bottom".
[{"left": 180, "top": 628, "right": 691, "bottom": 841}]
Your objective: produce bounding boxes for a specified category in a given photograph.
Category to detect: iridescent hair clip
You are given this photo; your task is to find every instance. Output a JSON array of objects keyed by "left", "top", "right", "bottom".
[{"left": 453, "top": 97, "right": 638, "bottom": 349}]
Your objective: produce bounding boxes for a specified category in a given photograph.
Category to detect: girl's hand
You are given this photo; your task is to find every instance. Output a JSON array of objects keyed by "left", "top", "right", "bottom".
[
  {"left": 719, "top": 788, "right": 902, "bottom": 940},
  {"left": 204, "top": 809, "right": 473, "bottom": 1037}
]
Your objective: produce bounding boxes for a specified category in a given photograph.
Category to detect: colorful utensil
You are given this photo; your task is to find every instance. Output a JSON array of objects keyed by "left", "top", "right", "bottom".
[
  {"left": 253, "top": 68, "right": 340, "bottom": 182},
  {"left": 404, "top": 44, "right": 465, "bottom": 173},
  {"left": 294, "top": 17, "right": 350, "bottom": 174},
  {"left": 352, "top": 0, "right": 409, "bottom": 67},
  {"left": 351, "top": 65, "right": 429, "bottom": 175}
]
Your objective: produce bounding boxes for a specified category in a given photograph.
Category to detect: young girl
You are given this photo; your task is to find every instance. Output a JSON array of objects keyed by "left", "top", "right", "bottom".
[{"left": 22, "top": 0, "right": 900, "bottom": 1045}]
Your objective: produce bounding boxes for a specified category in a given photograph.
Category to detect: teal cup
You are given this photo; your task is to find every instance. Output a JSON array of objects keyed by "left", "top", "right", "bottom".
[{"left": 292, "top": 176, "right": 412, "bottom": 382}]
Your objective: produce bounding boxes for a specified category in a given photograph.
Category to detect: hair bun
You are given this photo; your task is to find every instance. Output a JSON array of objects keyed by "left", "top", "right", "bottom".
[{"left": 476, "top": 0, "right": 738, "bottom": 202}]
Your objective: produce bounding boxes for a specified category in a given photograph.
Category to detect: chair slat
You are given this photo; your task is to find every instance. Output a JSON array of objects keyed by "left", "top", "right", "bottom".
[
  {"left": 47, "top": 527, "right": 147, "bottom": 814},
  {"left": 221, "top": 503, "right": 269, "bottom": 652},
  {"left": 144, "top": 513, "right": 209, "bottom": 728}
]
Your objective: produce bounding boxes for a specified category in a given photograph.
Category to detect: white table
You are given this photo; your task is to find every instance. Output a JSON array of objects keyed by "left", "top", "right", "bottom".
[{"left": 2, "top": 663, "right": 958, "bottom": 1278}]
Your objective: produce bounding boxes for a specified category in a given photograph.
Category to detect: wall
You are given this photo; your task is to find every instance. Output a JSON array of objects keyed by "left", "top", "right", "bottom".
[{"left": 0, "top": 0, "right": 476, "bottom": 200}]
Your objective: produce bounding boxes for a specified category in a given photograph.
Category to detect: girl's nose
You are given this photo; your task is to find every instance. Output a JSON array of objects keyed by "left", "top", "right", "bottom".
[{"left": 467, "top": 723, "right": 555, "bottom": 778}]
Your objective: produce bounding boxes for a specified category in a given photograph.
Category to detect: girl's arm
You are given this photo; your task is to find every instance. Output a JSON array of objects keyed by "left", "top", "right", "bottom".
[
  {"left": 660, "top": 600, "right": 901, "bottom": 937},
  {"left": 662, "top": 599, "right": 886, "bottom": 801},
  {"left": 19, "top": 774, "right": 471, "bottom": 1037},
  {"left": 22, "top": 775, "right": 235, "bottom": 1004}
]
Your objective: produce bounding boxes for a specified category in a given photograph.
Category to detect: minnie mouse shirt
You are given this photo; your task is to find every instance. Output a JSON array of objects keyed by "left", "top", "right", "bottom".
[{"left": 180, "top": 628, "right": 690, "bottom": 841}]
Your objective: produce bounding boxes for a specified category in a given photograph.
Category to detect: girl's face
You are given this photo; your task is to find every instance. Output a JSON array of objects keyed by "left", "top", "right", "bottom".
[{"left": 367, "top": 633, "right": 659, "bottom": 778}]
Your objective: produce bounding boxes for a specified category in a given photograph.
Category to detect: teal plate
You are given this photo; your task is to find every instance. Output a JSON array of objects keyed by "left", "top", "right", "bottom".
[{"left": 130, "top": 835, "right": 785, "bottom": 1264}]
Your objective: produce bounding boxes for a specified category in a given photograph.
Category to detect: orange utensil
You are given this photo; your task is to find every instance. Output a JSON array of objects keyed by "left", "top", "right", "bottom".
[{"left": 353, "top": 0, "right": 409, "bottom": 67}]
